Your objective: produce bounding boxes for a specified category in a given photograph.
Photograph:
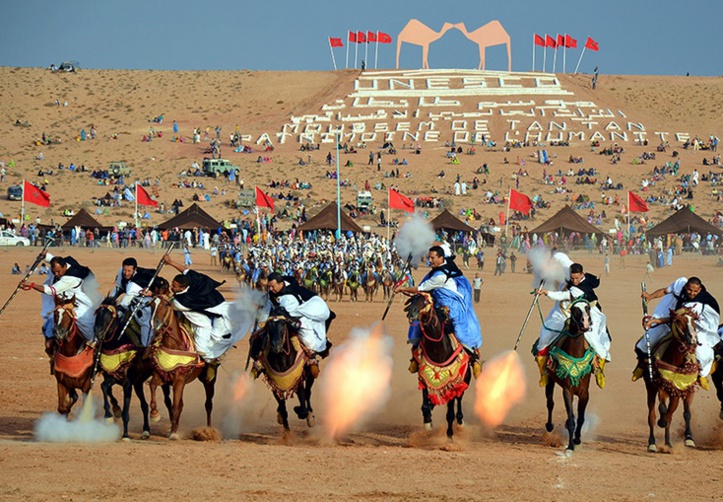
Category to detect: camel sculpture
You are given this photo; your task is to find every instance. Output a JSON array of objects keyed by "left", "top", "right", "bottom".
[
  {"left": 396, "top": 20, "right": 456, "bottom": 69},
  {"left": 455, "top": 21, "right": 512, "bottom": 71}
]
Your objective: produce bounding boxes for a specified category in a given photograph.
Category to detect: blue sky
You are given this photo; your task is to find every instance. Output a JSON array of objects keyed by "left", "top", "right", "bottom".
[{"left": 1, "top": 0, "right": 721, "bottom": 76}]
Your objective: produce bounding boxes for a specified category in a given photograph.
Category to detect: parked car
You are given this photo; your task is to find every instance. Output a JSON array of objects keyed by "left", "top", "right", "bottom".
[
  {"left": 108, "top": 161, "right": 130, "bottom": 178},
  {"left": 0, "top": 230, "right": 30, "bottom": 246},
  {"left": 203, "top": 159, "right": 239, "bottom": 177},
  {"left": 7, "top": 185, "right": 22, "bottom": 201}
]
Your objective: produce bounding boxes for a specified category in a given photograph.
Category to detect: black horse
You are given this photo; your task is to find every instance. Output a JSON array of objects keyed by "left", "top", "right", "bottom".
[
  {"left": 712, "top": 338, "right": 723, "bottom": 422},
  {"left": 251, "top": 307, "right": 316, "bottom": 431},
  {"left": 95, "top": 295, "right": 152, "bottom": 440},
  {"left": 404, "top": 292, "right": 471, "bottom": 439}
]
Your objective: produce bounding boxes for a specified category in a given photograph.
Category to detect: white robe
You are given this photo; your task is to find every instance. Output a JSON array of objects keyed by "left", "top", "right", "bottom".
[
  {"left": 636, "top": 277, "right": 721, "bottom": 377},
  {"left": 538, "top": 286, "right": 611, "bottom": 361},
  {"left": 172, "top": 300, "right": 248, "bottom": 361},
  {"left": 112, "top": 267, "right": 153, "bottom": 346},
  {"left": 274, "top": 292, "right": 330, "bottom": 353}
]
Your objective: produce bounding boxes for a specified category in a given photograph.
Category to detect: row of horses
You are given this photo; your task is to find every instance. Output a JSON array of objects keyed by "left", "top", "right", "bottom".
[{"left": 47, "top": 286, "right": 723, "bottom": 450}]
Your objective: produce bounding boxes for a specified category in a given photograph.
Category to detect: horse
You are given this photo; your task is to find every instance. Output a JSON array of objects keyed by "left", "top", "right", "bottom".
[
  {"left": 95, "top": 296, "right": 152, "bottom": 440},
  {"left": 318, "top": 269, "right": 333, "bottom": 301},
  {"left": 331, "top": 268, "right": 346, "bottom": 302},
  {"left": 381, "top": 269, "right": 395, "bottom": 300},
  {"left": 251, "top": 307, "right": 316, "bottom": 431},
  {"left": 146, "top": 284, "right": 218, "bottom": 440},
  {"left": 302, "top": 267, "right": 319, "bottom": 294},
  {"left": 50, "top": 295, "right": 95, "bottom": 416},
  {"left": 347, "top": 270, "right": 360, "bottom": 302},
  {"left": 404, "top": 292, "right": 471, "bottom": 439},
  {"left": 362, "top": 266, "right": 377, "bottom": 303},
  {"left": 543, "top": 298, "right": 594, "bottom": 455},
  {"left": 643, "top": 307, "right": 700, "bottom": 452},
  {"left": 712, "top": 339, "right": 723, "bottom": 422}
]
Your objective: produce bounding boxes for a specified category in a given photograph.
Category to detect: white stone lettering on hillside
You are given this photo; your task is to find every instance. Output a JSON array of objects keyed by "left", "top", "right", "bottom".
[{"left": 268, "top": 70, "right": 678, "bottom": 145}]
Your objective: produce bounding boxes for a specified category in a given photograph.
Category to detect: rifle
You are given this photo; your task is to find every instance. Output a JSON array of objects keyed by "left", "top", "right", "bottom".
[
  {"left": 0, "top": 236, "right": 55, "bottom": 319},
  {"left": 641, "top": 282, "right": 654, "bottom": 381},
  {"left": 381, "top": 253, "right": 414, "bottom": 321},
  {"left": 513, "top": 280, "right": 545, "bottom": 351}
]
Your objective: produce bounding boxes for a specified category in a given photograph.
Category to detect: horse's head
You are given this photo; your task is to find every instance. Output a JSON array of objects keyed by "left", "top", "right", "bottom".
[
  {"left": 568, "top": 299, "right": 592, "bottom": 336},
  {"left": 94, "top": 296, "right": 119, "bottom": 342},
  {"left": 670, "top": 307, "right": 699, "bottom": 346},
  {"left": 53, "top": 295, "right": 78, "bottom": 343},
  {"left": 404, "top": 292, "right": 435, "bottom": 324},
  {"left": 151, "top": 293, "right": 175, "bottom": 334},
  {"left": 265, "top": 307, "right": 300, "bottom": 354}
]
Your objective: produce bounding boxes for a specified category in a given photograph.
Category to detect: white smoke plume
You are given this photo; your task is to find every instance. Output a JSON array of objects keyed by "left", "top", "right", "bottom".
[
  {"left": 229, "top": 285, "right": 269, "bottom": 338},
  {"left": 394, "top": 214, "right": 436, "bottom": 268},
  {"left": 35, "top": 396, "right": 120, "bottom": 443},
  {"left": 527, "top": 247, "right": 573, "bottom": 290}
]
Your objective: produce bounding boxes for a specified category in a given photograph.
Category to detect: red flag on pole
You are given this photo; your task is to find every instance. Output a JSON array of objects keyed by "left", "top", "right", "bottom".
[
  {"left": 556, "top": 34, "right": 564, "bottom": 48},
  {"left": 509, "top": 189, "right": 533, "bottom": 215},
  {"left": 534, "top": 34, "right": 545, "bottom": 47},
  {"left": 628, "top": 191, "right": 648, "bottom": 212},
  {"left": 356, "top": 31, "right": 366, "bottom": 43},
  {"left": 136, "top": 183, "right": 158, "bottom": 207},
  {"left": 23, "top": 181, "right": 50, "bottom": 207},
  {"left": 366, "top": 31, "right": 377, "bottom": 43},
  {"left": 377, "top": 32, "right": 392, "bottom": 44},
  {"left": 329, "top": 37, "right": 343, "bottom": 48},
  {"left": 348, "top": 31, "right": 357, "bottom": 43},
  {"left": 564, "top": 34, "right": 577, "bottom": 48},
  {"left": 388, "top": 188, "right": 414, "bottom": 213},
  {"left": 255, "top": 186, "right": 275, "bottom": 212},
  {"left": 584, "top": 37, "right": 599, "bottom": 51},
  {"left": 545, "top": 34, "right": 557, "bottom": 48}
]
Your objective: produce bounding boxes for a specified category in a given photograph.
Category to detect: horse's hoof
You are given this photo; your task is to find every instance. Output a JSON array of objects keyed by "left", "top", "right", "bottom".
[
  {"left": 141, "top": 431, "right": 150, "bottom": 440},
  {"left": 113, "top": 409, "right": 122, "bottom": 419},
  {"left": 573, "top": 438, "right": 581, "bottom": 446},
  {"left": 545, "top": 423, "right": 554, "bottom": 433},
  {"left": 684, "top": 439, "right": 696, "bottom": 448},
  {"left": 293, "top": 405, "right": 308, "bottom": 420},
  {"left": 168, "top": 432, "right": 180, "bottom": 440},
  {"left": 648, "top": 444, "right": 657, "bottom": 453},
  {"left": 306, "top": 414, "right": 316, "bottom": 428},
  {"left": 121, "top": 437, "right": 131, "bottom": 443},
  {"left": 105, "top": 417, "right": 115, "bottom": 424},
  {"left": 457, "top": 419, "right": 464, "bottom": 427},
  {"left": 657, "top": 419, "right": 666, "bottom": 428},
  {"left": 150, "top": 412, "right": 161, "bottom": 423},
  {"left": 424, "top": 422, "right": 433, "bottom": 431},
  {"left": 277, "top": 413, "right": 284, "bottom": 425},
  {"left": 564, "top": 449, "right": 574, "bottom": 458}
]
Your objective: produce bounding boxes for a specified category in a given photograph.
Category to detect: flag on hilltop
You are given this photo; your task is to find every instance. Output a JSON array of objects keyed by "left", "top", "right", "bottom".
[
  {"left": 356, "top": 31, "right": 366, "bottom": 43},
  {"left": 136, "top": 183, "right": 157, "bottom": 207},
  {"left": 389, "top": 188, "right": 414, "bottom": 213},
  {"left": 628, "top": 191, "right": 648, "bottom": 212},
  {"left": 23, "top": 181, "right": 50, "bottom": 207},
  {"left": 534, "top": 34, "right": 545, "bottom": 47},
  {"left": 585, "top": 37, "right": 599, "bottom": 51},
  {"left": 329, "top": 37, "right": 343, "bottom": 48},
  {"left": 564, "top": 34, "right": 577, "bottom": 48},
  {"left": 377, "top": 32, "right": 392, "bottom": 44},
  {"left": 255, "top": 186, "right": 275, "bottom": 212},
  {"left": 545, "top": 34, "right": 556, "bottom": 48},
  {"left": 366, "top": 31, "right": 377, "bottom": 43},
  {"left": 556, "top": 34, "right": 564, "bottom": 48},
  {"left": 348, "top": 31, "right": 357, "bottom": 43},
  {"left": 509, "top": 189, "right": 533, "bottom": 215}
]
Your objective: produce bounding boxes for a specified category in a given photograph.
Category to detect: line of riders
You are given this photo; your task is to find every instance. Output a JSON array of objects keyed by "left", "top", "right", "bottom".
[{"left": 20, "top": 244, "right": 723, "bottom": 440}]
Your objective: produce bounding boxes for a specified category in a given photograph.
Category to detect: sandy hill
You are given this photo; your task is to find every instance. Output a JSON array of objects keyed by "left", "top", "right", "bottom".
[{"left": 0, "top": 66, "right": 721, "bottom": 233}]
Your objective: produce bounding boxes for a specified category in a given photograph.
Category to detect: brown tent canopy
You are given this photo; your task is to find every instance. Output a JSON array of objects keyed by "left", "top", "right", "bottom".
[
  {"left": 430, "top": 209, "right": 475, "bottom": 232},
  {"left": 529, "top": 205, "right": 604, "bottom": 236},
  {"left": 646, "top": 205, "right": 723, "bottom": 237},
  {"left": 297, "top": 202, "right": 364, "bottom": 233},
  {"left": 158, "top": 203, "right": 221, "bottom": 230},
  {"left": 61, "top": 208, "right": 110, "bottom": 231}
]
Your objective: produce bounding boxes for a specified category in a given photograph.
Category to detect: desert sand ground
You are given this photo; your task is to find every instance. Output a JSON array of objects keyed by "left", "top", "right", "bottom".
[{"left": 0, "top": 245, "right": 722, "bottom": 501}]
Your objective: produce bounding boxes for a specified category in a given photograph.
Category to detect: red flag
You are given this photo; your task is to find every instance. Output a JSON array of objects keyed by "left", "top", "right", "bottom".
[
  {"left": 348, "top": 31, "right": 357, "bottom": 43},
  {"left": 585, "top": 37, "right": 599, "bottom": 51},
  {"left": 556, "top": 34, "right": 564, "bottom": 48},
  {"left": 545, "top": 34, "right": 556, "bottom": 48},
  {"left": 628, "top": 191, "right": 648, "bottom": 212},
  {"left": 388, "top": 188, "right": 414, "bottom": 213},
  {"left": 534, "top": 34, "right": 545, "bottom": 47},
  {"left": 508, "top": 189, "right": 533, "bottom": 215},
  {"left": 23, "top": 181, "right": 50, "bottom": 207},
  {"left": 356, "top": 31, "right": 366, "bottom": 43},
  {"left": 564, "top": 34, "right": 577, "bottom": 49},
  {"left": 377, "top": 32, "right": 392, "bottom": 44},
  {"left": 329, "top": 37, "right": 343, "bottom": 48},
  {"left": 136, "top": 183, "right": 157, "bottom": 207},
  {"left": 255, "top": 186, "right": 275, "bottom": 212},
  {"left": 367, "top": 31, "right": 377, "bottom": 43}
]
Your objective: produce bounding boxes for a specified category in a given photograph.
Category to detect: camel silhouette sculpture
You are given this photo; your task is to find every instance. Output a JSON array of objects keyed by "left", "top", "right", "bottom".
[
  {"left": 396, "top": 20, "right": 456, "bottom": 70},
  {"left": 456, "top": 21, "right": 512, "bottom": 71}
]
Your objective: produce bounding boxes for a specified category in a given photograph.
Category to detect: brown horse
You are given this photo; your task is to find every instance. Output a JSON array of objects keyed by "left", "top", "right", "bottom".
[
  {"left": 147, "top": 287, "right": 217, "bottom": 440},
  {"left": 712, "top": 339, "right": 723, "bottom": 421},
  {"left": 404, "top": 292, "right": 471, "bottom": 439},
  {"left": 51, "top": 295, "right": 95, "bottom": 416},
  {"left": 331, "top": 268, "right": 346, "bottom": 302},
  {"left": 250, "top": 306, "right": 315, "bottom": 431},
  {"left": 95, "top": 296, "right": 152, "bottom": 440},
  {"left": 643, "top": 307, "right": 700, "bottom": 452},
  {"left": 318, "top": 269, "right": 333, "bottom": 302},
  {"left": 362, "top": 266, "right": 377, "bottom": 303},
  {"left": 347, "top": 270, "right": 360, "bottom": 302},
  {"left": 544, "top": 299, "right": 594, "bottom": 455},
  {"left": 381, "top": 269, "right": 395, "bottom": 300}
]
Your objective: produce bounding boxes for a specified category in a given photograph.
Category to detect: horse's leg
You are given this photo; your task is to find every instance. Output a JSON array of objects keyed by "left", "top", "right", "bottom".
[
  {"left": 162, "top": 383, "right": 173, "bottom": 420},
  {"left": 275, "top": 394, "right": 290, "bottom": 431},
  {"left": 202, "top": 368, "right": 217, "bottom": 427},
  {"left": 57, "top": 380, "right": 70, "bottom": 416},
  {"left": 561, "top": 388, "right": 576, "bottom": 453},
  {"left": 455, "top": 396, "right": 464, "bottom": 426},
  {"left": 657, "top": 390, "right": 669, "bottom": 429},
  {"left": 573, "top": 386, "right": 589, "bottom": 446},
  {"left": 645, "top": 381, "right": 658, "bottom": 452},
  {"left": 133, "top": 379, "right": 151, "bottom": 439},
  {"left": 545, "top": 380, "right": 555, "bottom": 432},
  {"left": 663, "top": 394, "right": 680, "bottom": 448},
  {"left": 169, "top": 379, "right": 185, "bottom": 439},
  {"left": 712, "top": 367, "right": 723, "bottom": 420},
  {"left": 445, "top": 400, "right": 455, "bottom": 439},
  {"left": 305, "top": 372, "right": 315, "bottom": 427},
  {"left": 149, "top": 374, "right": 160, "bottom": 423},
  {"left": 107, "top": 380, "right": 122, "bottom": 419},
  {"left": 421, "top": 388, "right": 434, "bottom": 430},
  {"left": 100, "top": 375, "right": 115, "bottom": 422},
  {"left": 121, "top": 379, "right": 133, "bottom": 440},
  {"left": 683, "top": 392, "right": 695, "bottom": 447}
]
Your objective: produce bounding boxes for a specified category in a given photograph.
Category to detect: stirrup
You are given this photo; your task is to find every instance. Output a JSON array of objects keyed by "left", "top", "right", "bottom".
[
  {"left": 631, "top": 364, "right": 645, "bottom": 382},
  {"left": 472, "top": 361, "right": 482, "bottom": 379},
  {"left": 699, "top": 375, "right": 710, "bottom": 391},
  {"left": 408, "top": 358, "right": 418, "bottom": 374}
]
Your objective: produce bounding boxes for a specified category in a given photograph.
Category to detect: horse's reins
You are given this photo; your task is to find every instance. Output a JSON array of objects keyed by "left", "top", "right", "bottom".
[
  {"left": 266, "top": 315, "right": 293, "bottom": 356},
  {"left": 94, "top": 304, "right": 119, "bottom": 343},
  {"left": 415, "top": 295, "right": 445, "bottom": 343},
  {"left": 52, "top": 301, "right": 80, "bottom": 347}
]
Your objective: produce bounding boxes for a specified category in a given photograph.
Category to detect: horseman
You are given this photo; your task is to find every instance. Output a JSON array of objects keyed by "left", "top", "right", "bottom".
[
  {"left": 111, "top": 257, "right": 156, "bottom": 347},
  {"left": 162, "top": 255, "right": 246, "bottom": 362},
  {"left": 535, "top": 262, "right": 611, "bottom": 389},
  {"left": 633, "top": 276, "right": 720, "bottom": 390},
  {"left": 395, "top": 244, "right": 483, "bottom": 378},
  {"left": 23, "top": 251, "right": 100, "bottom": 356},
  {"left": 250, "top": 272, "right": 335, "bottom": 378}
]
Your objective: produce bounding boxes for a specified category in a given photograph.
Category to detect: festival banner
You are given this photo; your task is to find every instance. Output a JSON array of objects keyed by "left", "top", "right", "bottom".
[
  {"left": 136, "top": 183, "right": 157, "bottom": 207},
  {"left": 509, "top": 189, "right": 533, "bottom": 215},
  {"left": 388, "top": 188, "right": 414, "bottom": 213},
  {"left": 255, "top": 186, "right": 275, "bottom": 212},
  {"left": 628, "top": 191, "right": 649, "bottom": 212},
  {"left": 23, "top": 181, "right": 50, "bottom": 207}
]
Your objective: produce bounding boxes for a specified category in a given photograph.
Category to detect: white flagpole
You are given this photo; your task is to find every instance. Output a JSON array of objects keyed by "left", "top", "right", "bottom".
[
  {"left": 336, "top": 133, "right": 341, "bottom": 239},
  {"left": 505, "top": 187, "right": 511, "bottom": 237},
  {"left": 364, "top": 35, "right": 369, "bottom": 68},
  {"left": 134, "top": 182, "right": 139, "bottom": 229},
  {"left": 574, "top": 46, "right": 587, "bottom": 74},
  {"left": 328, "top": 39, "right": 338, "bottom": 71},
  {"left": 21, "top": 179, "right": 25, "bottom": 226},
  {"left": 532, "top": 35, "right": 536, "bottom": 71},
  {"left": 552, "top": 38, "right": 558, "bottom": 73},
  {"left": 345, "top": 31, "right": 350, "bottom": 69},
  {"left": 387, "top": 189, "right": 390, "bottom": 242},
  {"left": 354, "top": 33, "right": 358, "bottom": 69},
  {"left": 543, "top": 35, "right": 547, "bottom": 72},
  {"left": 563, "top": 36, "right": 567, "bottom": 73},
  {"left": 375, "top": 31, "right": 379, "bottom": 69}
]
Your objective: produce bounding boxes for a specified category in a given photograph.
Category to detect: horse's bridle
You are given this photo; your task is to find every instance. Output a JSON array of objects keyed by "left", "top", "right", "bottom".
[
  {"left": 53, "top": 301, "right": 79, "bottom": 345},
  {"left": 565, "top": 298, "right": 591, "bottom": 338},
  {"left": 94, "top": 303, "right": 119, "bottom": 343}
]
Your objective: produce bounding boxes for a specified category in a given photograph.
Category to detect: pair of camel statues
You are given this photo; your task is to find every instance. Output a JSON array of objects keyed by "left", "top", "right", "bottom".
[{"left": 396, "top": 20, "right": 511, "bottom": 71}]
